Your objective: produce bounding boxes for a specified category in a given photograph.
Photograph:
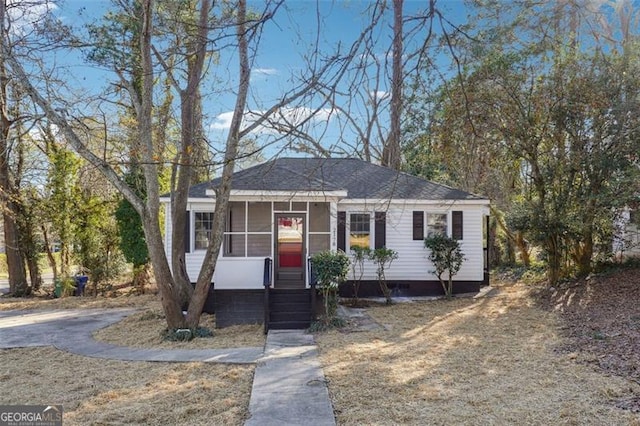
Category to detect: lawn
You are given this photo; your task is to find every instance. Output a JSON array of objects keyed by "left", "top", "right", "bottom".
[
  {"left": 0, "top": 292, "right": 262, "bottom": 425},
  {"left": 2, "top": 277, "right": 639, "bottom": 425},
  {"left": 316, "top": 282, "right": 640, "bottom": 425}
]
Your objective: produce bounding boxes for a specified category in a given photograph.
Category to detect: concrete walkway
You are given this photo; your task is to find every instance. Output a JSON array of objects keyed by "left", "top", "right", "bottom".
[
  {"left": 245, "top": 330, "right": 336, "bottom": 426},
  {"left": 0, "top": 309, "right": 337, "bottom": 424},
  {"left": 0, "top": 309, "right": 262, "bottom": 364}
]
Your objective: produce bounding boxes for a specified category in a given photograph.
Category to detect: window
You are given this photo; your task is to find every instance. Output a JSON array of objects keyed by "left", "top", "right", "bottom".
[
  {"left": 426, "top": 213, "right": 447, "bottom": 237},
  {"left": 194, "top": 212, "right": 214, "bottom": 250},
  {"left": 350, "top": 213, "right": 370, "bottom": 249}
]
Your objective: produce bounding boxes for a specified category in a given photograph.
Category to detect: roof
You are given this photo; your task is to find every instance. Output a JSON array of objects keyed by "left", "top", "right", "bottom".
[{"left": 187, "top": 157, "right": 486, "bottom": 201}]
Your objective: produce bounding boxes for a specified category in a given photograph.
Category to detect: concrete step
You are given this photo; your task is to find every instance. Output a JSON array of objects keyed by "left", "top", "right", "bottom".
[
  {"left": 270, "top": 311, "right": 311, "bottom": 323},
  {"left": 268, "top": 320, "right": 311, "bottom": 330}
]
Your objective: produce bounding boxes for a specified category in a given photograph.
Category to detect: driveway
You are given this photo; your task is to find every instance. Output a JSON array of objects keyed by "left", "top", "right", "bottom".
[{"left": 0, "top": 309, "right": 263, "bottom": 363}]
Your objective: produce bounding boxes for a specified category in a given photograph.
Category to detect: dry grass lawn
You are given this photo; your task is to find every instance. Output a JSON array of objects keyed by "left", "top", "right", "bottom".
[
  {"left": 93, "top": 308, "right": 265, "bottom": 349},
  {"left": 0, "top": 292, "right": 266, "bottom": 349},
  {"left": 0, "top": 347, "right": 253, "bottom": 425},
  {"left": 317, "top": 284, "right": 640, "bottom": 425}
]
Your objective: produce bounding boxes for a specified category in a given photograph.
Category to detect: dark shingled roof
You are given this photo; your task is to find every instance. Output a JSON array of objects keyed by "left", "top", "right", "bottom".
[{"left": 188, "top": 157, "right": 485, "bottom": 201}]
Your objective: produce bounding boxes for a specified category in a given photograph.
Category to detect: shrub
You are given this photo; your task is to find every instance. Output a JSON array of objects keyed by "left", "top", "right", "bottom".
[
  {"left": 424, "top": 234, "right": 465, "bottom": 299},
  {"left": 311, "top": 250, "right": 350, "bottom": 326},
  {"left": 350, "top": 246, "right": 371, "bottom": 305},
  {"left": 369, "top": 247, "right": 398, "bottom": 305}
]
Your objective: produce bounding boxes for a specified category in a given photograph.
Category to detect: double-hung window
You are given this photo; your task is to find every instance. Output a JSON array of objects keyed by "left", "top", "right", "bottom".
[
  {"left": 426, "top": 213, "right": 447, "bottom": 237},
  {"left": 349, "top": 213, "right": 370, "bottom": 249},
  {"left": 194, "top": 212, "right": 214, "bottom": 250}
]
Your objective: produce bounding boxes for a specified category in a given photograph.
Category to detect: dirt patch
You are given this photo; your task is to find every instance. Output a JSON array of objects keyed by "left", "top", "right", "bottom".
[
  {"left": 0, "top": 346, "right": 253, "bottom": 425},
  {"left": 535, "top": 266, "right": 640, "bottom": 398},
  {"left": 316, "top": 285, "right": 640, "bottom": 425}
]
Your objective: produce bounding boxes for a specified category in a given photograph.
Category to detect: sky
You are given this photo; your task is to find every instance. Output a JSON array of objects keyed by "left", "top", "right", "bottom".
[{"left": 44, "top": 0, "right": 470, "bottom": 162}]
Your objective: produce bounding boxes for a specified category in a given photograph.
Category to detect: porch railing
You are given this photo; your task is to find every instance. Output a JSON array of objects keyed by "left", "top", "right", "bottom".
[
  {"left": 263, "top": 257, "right": 272, "bottom": 334},
  {"left": 307, "top": 256, "right": 317, "bottom": 322}
]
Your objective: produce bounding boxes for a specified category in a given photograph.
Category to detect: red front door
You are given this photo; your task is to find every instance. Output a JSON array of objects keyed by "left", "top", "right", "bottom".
[{"left": 275, "top": 214, "right": 305, "bottom": 288}]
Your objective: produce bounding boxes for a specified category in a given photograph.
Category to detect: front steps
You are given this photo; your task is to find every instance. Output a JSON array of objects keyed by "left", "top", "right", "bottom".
[{"left": 268, "top": 288, "right": 312, "bottom": 330}]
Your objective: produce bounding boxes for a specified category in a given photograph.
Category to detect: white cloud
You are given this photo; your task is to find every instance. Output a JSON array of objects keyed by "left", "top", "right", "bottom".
[
  {"left": 210, "top": 111, "right": 235, "bottom": 130},
  {"left": 210, "top": 107, "right": 337, "bottom": 132},
  {"left": 252, "top": 68, "right": 278, "bottom": 76},
  {"left": 370, "top": 90, "right": 390, "bottom": 101},
  {"left": 7, "top": 0, "right": 57, "bottom": 35},
  {"left": 250, "top": 68, "right": 278, "bottom": 82}
]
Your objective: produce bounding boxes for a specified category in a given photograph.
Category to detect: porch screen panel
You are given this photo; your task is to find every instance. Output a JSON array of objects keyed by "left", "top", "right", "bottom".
[
  {"left": 248, "top": 202, "right": 271, "bottom": 232},
  {"left": 309, "top": 234, "right": 330, "bottom": 255},
  {"left": 224, "top": 202, "right": 246, "bottom": 256},
  {"left": 309, "top": 202, "right": 330, "bottom": 232},
  {"left": 247, "top": 234, "right": 271, "bottom": 257},
  {"left": 228, "top": 202, "right": 246, "bottom": 231},
  {"left": 292, "top": 202, "right": 307, "bottom": 211}
]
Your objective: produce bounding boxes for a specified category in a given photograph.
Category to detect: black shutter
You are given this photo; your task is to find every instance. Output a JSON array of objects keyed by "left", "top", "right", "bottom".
[
  {"left": 337, "top": 211, "right": 346, "bottom": 251},
  {"left": 413, "top": 211, "right": 424, "bottom": 240},
  {"left": 452, "top": 211, "right": 463, "bottom": 240},
  {"left": 375, "top": 212, "right": 386, "bottom": 249},
  {"left": 184, "top": 210, "right": 191, "bottom": 253}
]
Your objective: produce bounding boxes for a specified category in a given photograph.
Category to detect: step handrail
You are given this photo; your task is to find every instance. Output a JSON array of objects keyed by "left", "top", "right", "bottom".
[
  {"left": 263, "top": 257, "right": 272, "bottom": 334},
  {"left": 308, "top": 256, "right": 317, "bottom": 323}
]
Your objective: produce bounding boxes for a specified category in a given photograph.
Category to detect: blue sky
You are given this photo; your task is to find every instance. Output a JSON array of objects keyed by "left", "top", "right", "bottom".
[{"left": 47, "top": 0, "right": 471, "bottom": 161}]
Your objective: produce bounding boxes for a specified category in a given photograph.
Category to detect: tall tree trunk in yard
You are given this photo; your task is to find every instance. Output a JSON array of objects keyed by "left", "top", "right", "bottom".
[
  {"left": 0, "top": 0, "right": 27, "bottom": 295},
  {"left": 169, "top": 0, "right": 213, "bottom": 308},
  {"left": 186, "top": 0, "right": 249, "bottom": 328},
  {"left": 382, "top": 0, "right": 403, "bottom": 170},
  {"left": 137, "top": 0, "right": 187, "bottom": 328}
]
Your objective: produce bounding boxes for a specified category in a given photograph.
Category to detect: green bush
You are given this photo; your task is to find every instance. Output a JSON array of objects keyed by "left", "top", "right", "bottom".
[
  {"left": 369, "top": 247, "right": 398, "bottom": 305},
  {"left": 424, "top": 234, "right": 465, "bottom": 299},
  {"left": 311, "top": 250, "right": 350, "bottom": 327}
]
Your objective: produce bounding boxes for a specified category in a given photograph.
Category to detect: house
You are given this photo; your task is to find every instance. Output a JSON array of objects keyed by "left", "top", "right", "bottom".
[
  {"left": 161, "top": 157, "right": 490, "bottom": 328},
  {"left": 613, "top": 206, "right": 640, "bottom": 258}
]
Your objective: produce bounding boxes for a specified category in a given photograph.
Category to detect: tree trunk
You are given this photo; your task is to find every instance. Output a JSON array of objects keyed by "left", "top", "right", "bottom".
[
  {"left": 2, "top": 208, "right": 27, "bottom": 295},
  {"left": 169, "top": 0, "right": 213, "bottom": 308},
  {"left": 186, "top": 0, "right": 248, "bottom": 328},
  {"left": 0, "top": 0, "right": 27, "bottom": 295},
  {"left": 41, "top": 224, "right": 58, "bottom": 283},
  {"left": 382, "top": 0, "right": 403, "bottom": 170},
  {"left": 138, "top": 0, "right": 186, "bottom": 330}
]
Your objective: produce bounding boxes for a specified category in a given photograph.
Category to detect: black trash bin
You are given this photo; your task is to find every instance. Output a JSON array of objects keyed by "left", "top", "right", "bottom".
[{"left": 74, "top": 275, "right": 88, "bottom": 296}]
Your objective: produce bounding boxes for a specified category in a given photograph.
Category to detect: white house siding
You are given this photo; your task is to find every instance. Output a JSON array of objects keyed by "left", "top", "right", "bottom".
[
  {"left": 338, "top": 200, "right": 487, "bottom": 282},
  {"left": 162, "top": 198, "right": 488, "bottom": 289},
  {"left": 613, "top": 208, "right": 640, "bottom": 258}
]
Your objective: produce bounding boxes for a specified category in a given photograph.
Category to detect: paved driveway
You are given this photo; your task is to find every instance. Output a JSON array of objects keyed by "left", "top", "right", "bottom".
[{"left": 0, "top": 309, "right": 263, "bottom": 363}]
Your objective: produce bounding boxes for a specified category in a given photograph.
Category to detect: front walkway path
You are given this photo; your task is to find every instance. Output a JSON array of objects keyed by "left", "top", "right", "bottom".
[
  {"left": 0, "top": 309, "right": 262, "bottom": 363},
  {"left": 245, "top": 330, "right": 336, "bottom": 426},
  {"left": 0, "top": 309, "right": 336, "bottom": 425}
]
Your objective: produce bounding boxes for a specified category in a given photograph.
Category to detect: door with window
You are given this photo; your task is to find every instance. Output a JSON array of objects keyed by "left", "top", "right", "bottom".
[{"left": 274, "top": 214, "right": 306, "bottom": 288}]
